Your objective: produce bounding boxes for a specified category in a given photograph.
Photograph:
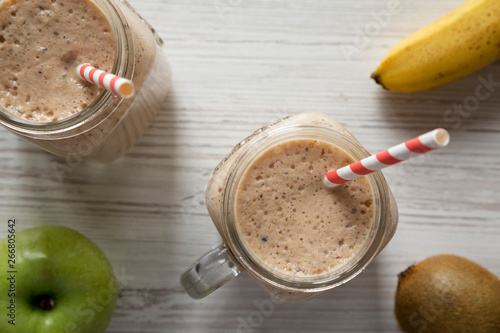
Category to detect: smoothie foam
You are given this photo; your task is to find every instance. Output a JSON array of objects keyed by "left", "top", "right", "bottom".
[
  {"left": 236, "top": 138, "right": 374, "bottom": 277},
  {"left": 0, "top": 0, "right": 115, "bottom": 122}
]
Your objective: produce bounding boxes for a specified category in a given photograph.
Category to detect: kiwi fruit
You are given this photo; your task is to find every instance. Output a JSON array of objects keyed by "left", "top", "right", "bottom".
[{"left": 394, "top": 254, "right": 500, "bottom": 333}]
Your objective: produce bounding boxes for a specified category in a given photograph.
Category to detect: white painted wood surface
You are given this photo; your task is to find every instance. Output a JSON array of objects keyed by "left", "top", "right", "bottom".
[{"left": 1, "top": 0, "right": 499, "bottom": 332}]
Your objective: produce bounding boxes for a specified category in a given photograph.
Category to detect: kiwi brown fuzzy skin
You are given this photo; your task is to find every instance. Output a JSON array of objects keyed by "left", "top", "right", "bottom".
[{"left": 394, "top": 254, "right": 500, "bottom": 333}]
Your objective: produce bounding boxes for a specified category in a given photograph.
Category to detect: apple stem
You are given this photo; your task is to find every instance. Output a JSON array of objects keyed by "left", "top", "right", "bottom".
[{"left": 33, "top": 294, "right": 55, "bottom": 310}]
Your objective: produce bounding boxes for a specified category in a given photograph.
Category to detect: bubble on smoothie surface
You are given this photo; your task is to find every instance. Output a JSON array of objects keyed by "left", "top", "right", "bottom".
[
  {"left": 235, "top": 139, "right": 374, "bottom": 277},
  {"left": 0, "top": 0, "right": 115, "bottom": 122}
]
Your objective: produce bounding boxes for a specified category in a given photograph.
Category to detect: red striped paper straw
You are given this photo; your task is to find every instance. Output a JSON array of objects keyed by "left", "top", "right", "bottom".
[
  {"left": 324, "top": 128, "right": 450, "bottom": 188},
  {"left": 77, "top": 63, "right": 135, "bottom": 99}
]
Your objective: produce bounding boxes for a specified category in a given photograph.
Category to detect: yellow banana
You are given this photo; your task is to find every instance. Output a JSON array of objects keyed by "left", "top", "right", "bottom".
[{"left": 371, "top": 0, "right": 500, "bottom": 93}]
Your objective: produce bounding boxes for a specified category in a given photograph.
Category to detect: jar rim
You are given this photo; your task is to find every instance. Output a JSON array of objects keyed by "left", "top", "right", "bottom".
[
  {"left": 0, "top": 0, "right": 132, "bottom": 136},
  {"left": 222, "top": 124, "right": 391, "bottom": 292}
]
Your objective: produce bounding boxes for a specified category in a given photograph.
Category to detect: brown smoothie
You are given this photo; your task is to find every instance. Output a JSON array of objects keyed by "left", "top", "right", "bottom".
[
  {"left": 0, "top": 0, "right": 115, "bottom": 122},
  {"left": 202, "top": 113, "right": 397, "bottom": 301},
  {"left": 0, "top": 0, "right": 171, "bottom": 162},
  {"left": 235, "top": 138, "right": 374, "bottom": 277}
]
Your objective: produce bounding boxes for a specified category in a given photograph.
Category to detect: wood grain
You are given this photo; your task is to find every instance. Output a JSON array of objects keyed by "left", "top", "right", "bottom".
[{"left": 0, "top": 0, "right": 499, "bottom": 332}]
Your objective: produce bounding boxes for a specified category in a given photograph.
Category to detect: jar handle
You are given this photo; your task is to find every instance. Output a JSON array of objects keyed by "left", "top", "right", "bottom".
[{"left": 180, "top": 243, "right": 243, "bottom": 299}]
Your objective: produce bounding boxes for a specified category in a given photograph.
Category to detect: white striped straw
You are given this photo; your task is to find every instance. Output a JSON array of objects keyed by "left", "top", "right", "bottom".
[
  {"left": 77, "top": 63, "right": 135, "bottom": 99},
  {"left": 324, "top": 128, "right": 450, "bottom": 188}
]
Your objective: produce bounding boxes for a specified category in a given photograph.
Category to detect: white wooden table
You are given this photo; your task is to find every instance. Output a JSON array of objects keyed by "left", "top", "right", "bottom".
[{"left": 1, "top": 0, "right": 499, "bottom": 332}]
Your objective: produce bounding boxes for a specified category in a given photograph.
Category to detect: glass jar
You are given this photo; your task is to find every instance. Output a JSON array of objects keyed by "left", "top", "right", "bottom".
[
  {"left": 0, "top": 0, "right": 171, "bottom": 163},
  {"left": 181, "top": 112, "right": 398, "bottom": 302}
]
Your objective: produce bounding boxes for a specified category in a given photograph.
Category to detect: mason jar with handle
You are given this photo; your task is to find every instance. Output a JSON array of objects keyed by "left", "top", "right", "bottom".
[
  {"left": 181, "top": 112, "right": 398, "bottom": 302},
  {"left": 0, "top": 0, "right": 171, "bottom": 163}
]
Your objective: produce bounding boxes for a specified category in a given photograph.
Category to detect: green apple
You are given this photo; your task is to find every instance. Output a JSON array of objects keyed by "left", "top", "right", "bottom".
[{"left": 0, "top": 225, "right": 117, "bottom": 333}]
